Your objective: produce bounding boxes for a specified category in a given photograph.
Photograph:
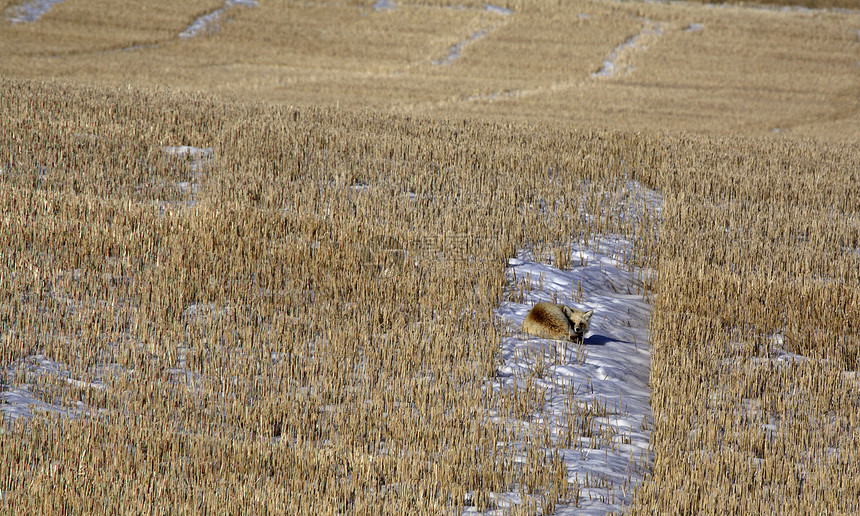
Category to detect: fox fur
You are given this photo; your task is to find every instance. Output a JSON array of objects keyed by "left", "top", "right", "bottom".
[{"left": 522, "top": 302, "right": 593, "bottom": 343}]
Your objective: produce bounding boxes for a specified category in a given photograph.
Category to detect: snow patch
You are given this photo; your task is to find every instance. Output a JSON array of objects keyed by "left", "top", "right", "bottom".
[
  {"left": 490, "top": 235, "right": 655, "bottom": 514},
  {"left": 164, "top": 145, "right": 213, "bottom": 174},
  {"left": 683, "top": 23, "right": 703, "bottom": 32},
  {"left": 433, "top": 29, "right": 491, "bottom": 66},
  {"left": 431, "top": 5, "right": 512, "bottom": 66},
  {"left": 373, "top": 0, "right": 396, "bottom": 11},
  {"left": 1, "top": 354, "right": 102, "bottom": 422},
  {"left": 4, "top": 0, "right": 65, "bottom": 24},
  {"left": 485, "top": 4, "right": 513, "bottom": 16},
  {"left": 593, "top": 19, "right": 663, "bottom": 79},
  {"left": 162, "top": 145, "right": 212, "bottom": 202},
  {"left": 179, "top": 0, "right": 258, "bottom": 39}
]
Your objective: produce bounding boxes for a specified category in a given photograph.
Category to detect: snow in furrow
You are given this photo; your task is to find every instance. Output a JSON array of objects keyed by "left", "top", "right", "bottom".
[
  {"left": 593, "top": 19, "right": 663, "bottom": 79},
  {"left": 179, "top": 0, "right": 258, "bottom": 39}
]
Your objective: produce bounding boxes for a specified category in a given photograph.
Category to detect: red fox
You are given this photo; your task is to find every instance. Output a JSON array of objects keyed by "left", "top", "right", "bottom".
[{"left": 522, "top": 302, "right": 593, "bottom": 343}]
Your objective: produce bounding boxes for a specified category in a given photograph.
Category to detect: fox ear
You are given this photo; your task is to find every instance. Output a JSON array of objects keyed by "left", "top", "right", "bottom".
[
  {"left": 583, "top": 310, "right": 594, "bottom": 321},
  {"left": 562, "top": 306, "right": 574, "bottom": 317}
]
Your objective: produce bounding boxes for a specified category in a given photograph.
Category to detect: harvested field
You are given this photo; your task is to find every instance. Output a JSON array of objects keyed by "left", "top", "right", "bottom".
[
  {"left": 1, "top": 0, "right": 859, "bottom": 514},
  {"left": 1, "top": 0, "right": 858, "bottom": 138}
]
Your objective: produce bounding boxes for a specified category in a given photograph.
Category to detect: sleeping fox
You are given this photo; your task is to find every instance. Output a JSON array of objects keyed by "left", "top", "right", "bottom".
[{"left": 522, "top": 302, "right": 593, "bottom": 343}]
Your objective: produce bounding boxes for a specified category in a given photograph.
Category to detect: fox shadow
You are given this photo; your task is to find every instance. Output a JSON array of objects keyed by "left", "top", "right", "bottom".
[
  {"left": 513, "top": 331, "right": 624, "bottom": 348},
  {"left": 584, "top": 333, "right": 619, "bottom": 346}
]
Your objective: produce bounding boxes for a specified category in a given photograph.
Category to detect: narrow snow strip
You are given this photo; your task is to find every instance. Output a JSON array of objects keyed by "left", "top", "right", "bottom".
[
  {"left": 373, "top": 0, "right": 396, "bottom": 12},
  {"left": 683, "top": 23, "right": 703, "bottom": 32},
  {"left": 179, "top": 0, "right": 258, "bottom": 39},
  {"left": 490, "top": 235, "right": 654, "bottom": 515},
  {"left": 592, "top": 19, "right": 663, "bottom": 79},
  {"left": 485, "top": 4, "right": 513, "bottom": 16},
  {"left": 433, "top": 29, "right": 492, "bottom": 66},
  {"left": 4, "top": 0, "right": 65, "bottom": 24},
  {"left": 428, "top": 4, "right": 512, "bottom": 65}
]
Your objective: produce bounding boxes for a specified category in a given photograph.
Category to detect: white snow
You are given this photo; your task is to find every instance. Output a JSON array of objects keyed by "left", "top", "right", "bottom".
[
  {"left": 486, "top": 235, "right": 655, "bottom": 514},
  {"left": 683, "top": 23, "right": 704, "bottom": 32},
  {"left": 485, "top": 5, "right": 513, "bottom": 16},
  {"left": 164, "top": 145, "right": 212, "bottom": 158},
  {"left": 179, "top": 0, "right": 258, "bottom": 40},
  {"left": 4, "top": 0, "right": 65, "bottom": 24},
  {"left": 163, "top": 145, "right": 213, "bottom": 174},
  {"left": 162, "top": 145, "right": 212, "bottom": 201},
  {"left": 432, "top": 4, "right": 511, "bottom": 65},
  {"left": 433, "top": 29, "right": 492, "bottom": 66},
  {"left": 373, "top": 0, "right": 396, "bottom": 12},
  {"left": 1, "top": 354, "right": 100, "bottom": 421},
  {"left": 593, "top": 19, "right": 664, "bottom": 79}
]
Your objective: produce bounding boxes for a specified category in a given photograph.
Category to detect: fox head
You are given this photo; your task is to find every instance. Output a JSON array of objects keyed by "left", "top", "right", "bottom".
[{"left": 563, "top": 306, "right": 593, "bottom": 337}]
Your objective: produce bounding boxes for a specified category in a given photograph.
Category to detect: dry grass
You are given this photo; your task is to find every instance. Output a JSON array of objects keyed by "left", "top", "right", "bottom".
[
  {"left": 684, "top": 0, "right": 860, "bottom": 9},
  {"left": 1, "top": 0, "right": 857, "bottom": 139},
  {"left": 0, "top": 77, "right": 665, "bottom": 514},
  {"left": 2, "top": 0, "right": 859, "bottom": 514},
  {"left": 629, "top": 137, "right": 860, "bottom": 513}
]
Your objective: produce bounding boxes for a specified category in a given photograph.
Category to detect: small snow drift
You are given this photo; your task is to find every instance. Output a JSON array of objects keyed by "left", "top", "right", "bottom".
[
  {"left": 179, "top": 0, "right": 258, "bottom": 40},
  {"left": 4, "top": 0, "right": 65, "bottom": 24},
  {"left": 491, "top": 236, "right": 654, "bottom": 514}
]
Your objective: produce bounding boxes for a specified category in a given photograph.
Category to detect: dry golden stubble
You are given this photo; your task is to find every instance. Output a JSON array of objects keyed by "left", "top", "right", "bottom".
[
  {"left": 633, "top": 138, "right": 860, "bottom": 513},
  {"left": 3, "top": 74, "right": 859, "bottom": 514},
  {"left": 1, "top": 1, "right": 855, "bottom": 140}
]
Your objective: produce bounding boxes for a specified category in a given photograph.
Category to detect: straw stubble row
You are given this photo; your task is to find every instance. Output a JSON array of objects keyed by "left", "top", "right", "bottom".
[
  {"left": 632, "top": 137, "right": 860, "bottom": 513},
  {"left": 1, "top": 77, "right": 662, "bottom": 514},
  {"left": 2, "top": 76, "right": 857, "bottom": 514}
]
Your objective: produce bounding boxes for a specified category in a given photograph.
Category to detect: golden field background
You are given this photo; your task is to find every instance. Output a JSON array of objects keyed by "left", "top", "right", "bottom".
[
  {"left": 1, "top": 0, "right": 860, "bottom": 514},
  {"left": 1, "top": 0, "right": 858, "bottom": 138}
]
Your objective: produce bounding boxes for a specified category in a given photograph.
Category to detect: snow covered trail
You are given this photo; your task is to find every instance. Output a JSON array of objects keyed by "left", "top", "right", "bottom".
[{"left": 489, "top": 236, "right": 654, "bottom": 514}]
